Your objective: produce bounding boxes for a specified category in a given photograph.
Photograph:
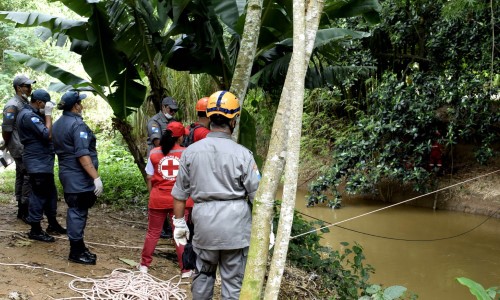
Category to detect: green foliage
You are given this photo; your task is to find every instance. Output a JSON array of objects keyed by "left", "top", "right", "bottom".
[
  {"left": 456, "top": 277, "right": 500, "bottom": 300},
  {"left": 359, "top": 285, "right": 417, "bottom": 300},
  {"left": 96, "top": 132, "right": 148, "bottom": 207},
  {"left": 0, "top": 169, "right": 16, "bottom": 204},
  {"left": 284, "top": 210, "right": 376, "bottom": 298},
  {"left": 306, "top": 0, "right": 499, "bottom": 208}
]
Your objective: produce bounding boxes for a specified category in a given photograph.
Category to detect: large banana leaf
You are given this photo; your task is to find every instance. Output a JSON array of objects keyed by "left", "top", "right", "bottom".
[
  {"left": 81, "top": 8, "right": 125, "bottom": 88},
  {"left": 107, "top": 66, "right": 148, "bottom": 118},
  {"left": 4, "top": 50, "right": 92, "bottom": 88}
]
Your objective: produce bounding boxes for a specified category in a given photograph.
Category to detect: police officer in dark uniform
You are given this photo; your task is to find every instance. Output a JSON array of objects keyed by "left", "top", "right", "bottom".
[
  {"left": 146, "top": 96, "right": 179, "bottom": 239},
  {"left": 52, "top": 91, "right": 103, "bottom": 265},
  {"left": 147, "top": 96, "right": 179, "bottom": 156},
  {"left": 17, "top": 89, "right": 66, "bottom": 242},
  {"left": 1, "top": 75, "right": 36, "bottom": 222}
]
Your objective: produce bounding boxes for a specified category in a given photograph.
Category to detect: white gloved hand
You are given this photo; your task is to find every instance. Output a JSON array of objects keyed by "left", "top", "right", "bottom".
[
  {"left": 93, "top": 177, "right": 103, "bottom": 196},
  {"left": 44, "top": 101, "right": 55, "bottom": 116},
  {"left": 172, "top": 216, "right": 190, "bottom": 246},
  {"left": 269, "top": 231, "right": 275, "bottom": 250}
]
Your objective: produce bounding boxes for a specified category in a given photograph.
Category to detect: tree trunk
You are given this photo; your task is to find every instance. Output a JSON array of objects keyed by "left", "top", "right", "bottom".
[
  {"left": 239, "top": 68, "right": 291, "bottom": 300},
  {"left": 231, "top": 0, "right": 264, "bottom": 142},
  {"left": 112, "top": 117, "right": 147, "bottom": 181},
  {"left": 263, "top": 1, "right": 325, "bottom": 299}
]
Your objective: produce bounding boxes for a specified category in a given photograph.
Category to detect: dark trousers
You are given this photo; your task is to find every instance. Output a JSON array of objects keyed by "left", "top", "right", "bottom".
[
  {"left": 27, "top": 173, "right": 58, "bottom": 223},
  {"left": 14, "top": 157, "right": 30, "bottom": 208},
  {"left": 64, "top": 192, "right": 96, "bottom": 241}
]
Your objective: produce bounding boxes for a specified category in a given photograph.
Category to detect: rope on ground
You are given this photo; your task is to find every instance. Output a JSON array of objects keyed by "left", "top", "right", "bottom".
[
  {"left": 0, "top": 229, "right": 175, "bottom": 252},
  {"left": 66, "top": 268, "right": 187, "bottom": 300},
  {"left": 0, "top": 263, "right": 188, "bottom": 300},
  {"left": 291, "top": 168, "right": 500, "bottom": 240}
]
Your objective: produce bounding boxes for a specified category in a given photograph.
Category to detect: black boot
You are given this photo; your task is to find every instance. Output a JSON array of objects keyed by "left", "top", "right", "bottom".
[
  {"left": 69, "top": 240, "right": 96, "bottom": 265},
  {"left": 28, "top": 222, "right": 55, "bottom": 243},
  {"left": 17, "top": 203, "right": 29, "bottom": 224},
  {"left": 46, "top": 217, "right": 67, "bottom": 235}
]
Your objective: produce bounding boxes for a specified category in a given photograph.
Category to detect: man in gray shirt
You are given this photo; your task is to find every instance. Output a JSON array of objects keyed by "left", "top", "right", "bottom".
[
  {"left": 1, "top": 75, "right": 36, "bottom": 222},
  {"left": 172, "top": 90, "right": 260, "bottom": 299}
]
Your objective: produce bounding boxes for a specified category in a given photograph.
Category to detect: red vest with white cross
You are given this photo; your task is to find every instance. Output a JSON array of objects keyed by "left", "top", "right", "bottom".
[{"left": 148, "top": 145, "right": 193, "bottom": 209}]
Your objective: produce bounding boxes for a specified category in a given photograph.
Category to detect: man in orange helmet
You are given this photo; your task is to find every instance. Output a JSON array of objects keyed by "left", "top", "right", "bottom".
[
  {"left": 172, "top": 91, "right": 261, "bottom": 299},
  {"left": 182, "top": 97, "right": 211, "bottom": 147}
]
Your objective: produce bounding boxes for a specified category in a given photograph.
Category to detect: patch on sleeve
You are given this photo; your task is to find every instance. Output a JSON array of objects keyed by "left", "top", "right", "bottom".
[
  {"left": 5, "top": 112, "right": 15, "bottom": 120},
  {"left": 30, "top": 117, "right": 40, "bottom": 123},
  {"left": 79, "top": 131, "right": 88, "bottom": 139},
  {"left": 151, "top": 126, "right": 159, "bottom": 133}
]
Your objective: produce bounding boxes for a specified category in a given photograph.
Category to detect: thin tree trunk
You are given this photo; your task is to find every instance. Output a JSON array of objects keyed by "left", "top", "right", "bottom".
[
  {"left": 240, "top": 74, "right": 291, "bottom": 300},
  {"left": 263, "top": 1, "right": 325, "bottom": 298},
  {"left": 231, "top": 0, "right": 264, "bottom": 142}
]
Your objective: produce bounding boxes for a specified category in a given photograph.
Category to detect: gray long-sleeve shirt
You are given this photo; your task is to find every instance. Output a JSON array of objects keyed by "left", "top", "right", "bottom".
[{"left": 172, "top": 131, "right": 260, "bottom": 250}]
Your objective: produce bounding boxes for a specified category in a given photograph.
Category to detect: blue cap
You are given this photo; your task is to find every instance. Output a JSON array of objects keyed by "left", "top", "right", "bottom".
[
  {"left": 31, "top": 89, "right": 51, "bottom": 102},
  {"left": 58, "top": 91, "right": 87, "bottom": 110},
  {"left": 162, "top": 96, "right": 178, "bottom": 110}
]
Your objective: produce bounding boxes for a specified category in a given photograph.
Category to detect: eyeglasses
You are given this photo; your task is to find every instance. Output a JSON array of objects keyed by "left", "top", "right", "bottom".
[{"left": 19, "top": 84, "right": 31, "bottom": 88}]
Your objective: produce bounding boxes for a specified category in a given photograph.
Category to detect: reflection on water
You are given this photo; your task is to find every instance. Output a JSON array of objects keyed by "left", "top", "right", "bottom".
[{"left": 290, "top": 190, "right": 500, "bottom": 300}]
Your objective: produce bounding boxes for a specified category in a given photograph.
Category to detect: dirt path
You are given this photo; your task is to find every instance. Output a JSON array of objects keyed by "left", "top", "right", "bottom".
[{"left": 0, "top": 201, "right": 192, "bottom": 299}]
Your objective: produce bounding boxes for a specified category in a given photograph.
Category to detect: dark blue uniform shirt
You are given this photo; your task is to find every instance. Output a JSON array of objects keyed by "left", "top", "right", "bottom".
[
  {"left": 17, "top": 104, "right": 55, "bottom": 173},
  {"left": 52, "top": 111, "right": 98, "bottom": 193}
]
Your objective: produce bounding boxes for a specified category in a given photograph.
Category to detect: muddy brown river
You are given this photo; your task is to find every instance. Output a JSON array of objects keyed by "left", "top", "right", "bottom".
[{"left": 292, "top": 191, "right": 500, "bottom": 299}]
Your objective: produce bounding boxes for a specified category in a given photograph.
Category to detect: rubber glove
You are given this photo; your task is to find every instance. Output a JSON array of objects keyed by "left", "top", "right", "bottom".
[
  {"left": 172, "top": 216, "right": 190, "bottom": 246},
  {"left": 93, "top": 177, "right": 103, "bottom": 196},
  {"left": 269, "top": 222, "right": 275, "bottom": 250},
  {"left": 44, "top": 101, "right": 55, "bottom": 116}
]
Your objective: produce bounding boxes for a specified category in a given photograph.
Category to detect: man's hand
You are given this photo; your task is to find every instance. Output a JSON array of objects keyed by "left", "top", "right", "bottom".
[
  {"left": 93, "top": 177, "right": 103, "bottom": 196},
  {"left": 44, "top": 101, "right": 55, "bottom": 116},
  {"left": 172, "top": 216, "right": 190, "bottom": 246}
]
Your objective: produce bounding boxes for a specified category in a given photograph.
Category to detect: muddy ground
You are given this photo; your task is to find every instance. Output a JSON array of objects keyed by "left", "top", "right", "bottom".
[{"left": 0, "top": 202, "right": 192, "bottom": 299}]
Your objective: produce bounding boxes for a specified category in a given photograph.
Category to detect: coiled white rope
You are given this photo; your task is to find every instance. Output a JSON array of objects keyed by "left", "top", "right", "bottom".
[
  {"left": 0, "top": 262, "right": 188, "bottom": 299},
  {"left": 66, "top": 268, "right": 187, "bottom": 300}
]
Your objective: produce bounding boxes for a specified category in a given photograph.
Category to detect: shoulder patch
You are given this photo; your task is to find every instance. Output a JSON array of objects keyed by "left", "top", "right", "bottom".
[
  {"left": 5, "top": 112, "right": 15, "bottom": 120},
  {"left": 30, "top": 116, "right": 40, "bottom": 123},
  {"left": 151, "top": 125, "right": 159, "bottom": 133},
  {"left": 79, "top": 131, "right": 88, "bottom": 139}
]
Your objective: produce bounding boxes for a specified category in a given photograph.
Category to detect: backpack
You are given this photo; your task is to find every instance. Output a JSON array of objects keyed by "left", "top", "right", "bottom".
[{"left": 181, "top": 123, "right": 203, "bottom": 147}]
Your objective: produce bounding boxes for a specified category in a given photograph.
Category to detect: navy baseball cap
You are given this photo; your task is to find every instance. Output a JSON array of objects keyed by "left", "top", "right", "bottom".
[
  {"left": 161, "top": 96, "right": 178, "bottom": 110},
  {"left": 31, "top": 89, "right": 52, "bottom": 103},
  {"left": 58, "top": 91, "right": 87, "bottom": 110}
]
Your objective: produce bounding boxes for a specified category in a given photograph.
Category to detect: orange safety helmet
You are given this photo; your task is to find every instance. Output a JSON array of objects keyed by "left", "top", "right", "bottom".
[
  {"left": 206, "top": 91, "right": 240, "bottom": 119},
  {"left": 196, "top": 97, "right": 209, "bottom": 112}
]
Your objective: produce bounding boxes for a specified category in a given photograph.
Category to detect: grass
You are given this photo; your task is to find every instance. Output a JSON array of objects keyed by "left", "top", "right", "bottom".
[{"left": 0, "top": 168, "right": 16, "bottom": 204}]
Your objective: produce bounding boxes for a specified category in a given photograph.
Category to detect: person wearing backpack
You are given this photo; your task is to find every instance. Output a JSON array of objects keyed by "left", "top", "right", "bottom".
[{"left": 182, "top": 97, "right": 211, "bottom": 147}]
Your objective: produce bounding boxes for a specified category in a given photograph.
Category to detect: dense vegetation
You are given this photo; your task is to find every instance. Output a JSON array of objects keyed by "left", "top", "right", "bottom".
[
  {"left": 306, "top": 0, "right": 499, "bottom": 207},
  {"left": 1, "top": 0, "right": 498, "bottom": 298}
]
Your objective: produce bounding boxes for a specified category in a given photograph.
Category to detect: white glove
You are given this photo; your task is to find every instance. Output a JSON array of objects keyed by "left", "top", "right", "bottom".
[
  {"left": 269, "top": 231, "right": 275, "bottom": 250},
  {"left": 44, "top": 101, "right": 55, "bottom": 116},
  {"left": 93, "top": 177, "right": 103, "bottom": 196},
  {"left": 172, "top": 216, "right": 190, "bottom": 246}
]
